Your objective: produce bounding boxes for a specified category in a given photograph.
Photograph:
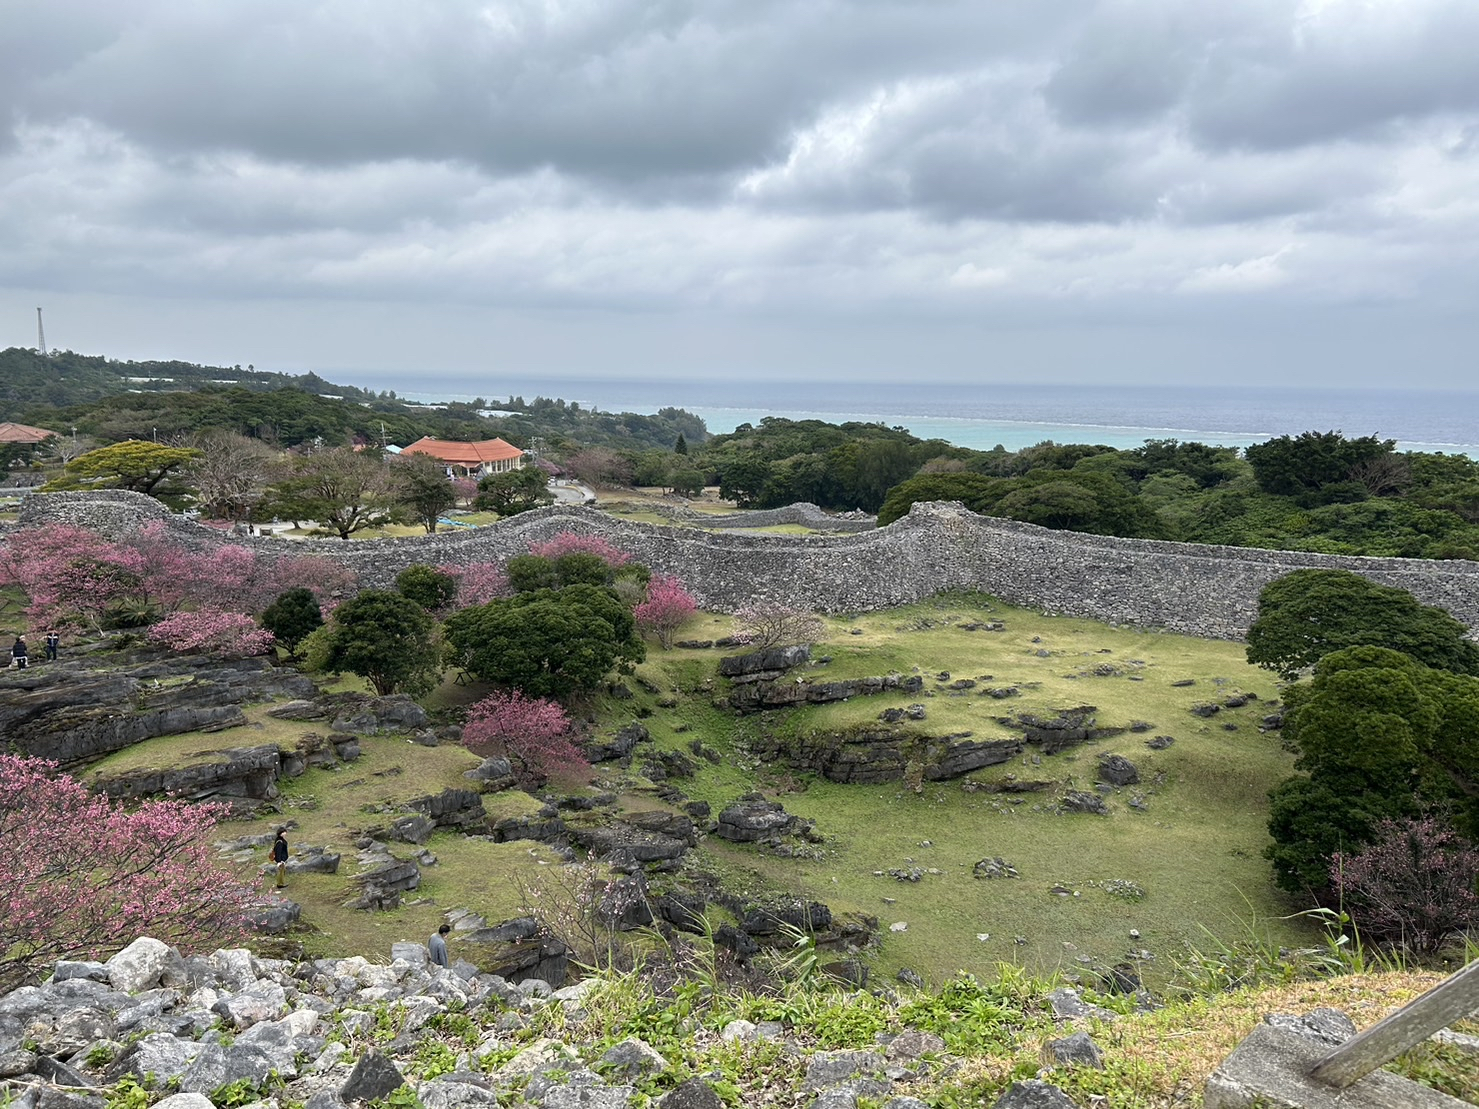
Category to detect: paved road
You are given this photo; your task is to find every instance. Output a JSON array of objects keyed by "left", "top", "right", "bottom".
[{"left": 549, "top": 479, "right": 597, "bottom": 505}]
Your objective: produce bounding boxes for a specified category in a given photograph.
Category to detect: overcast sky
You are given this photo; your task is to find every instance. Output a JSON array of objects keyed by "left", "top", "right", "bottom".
[{"left": 2, "top": 0, "right": 1478, "bottom": 396}]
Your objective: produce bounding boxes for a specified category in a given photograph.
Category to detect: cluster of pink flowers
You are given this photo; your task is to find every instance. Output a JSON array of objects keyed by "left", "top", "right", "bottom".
[
  {"left": 635, "top": 574, "right": 698, "bottom": 649},
  {"left": 0, "top": 755, "right": 255, "bottom": 988},
  {"left": 1332, "top": 816, "right": 1479, "bottom": 951},
  {"left": 0, "top": 523, "right": 358, "bottom": 631},
  {"left": 437, "top": 562, "right": 512, "bottom": 608},
  {"left": 528, "top": 530, "right": 631, "bottom": 567},
  {"left": 147, "top": 610, "right": 277, "bottom": 659},
  {"left": 462, "top": 690, "right": 589, "bottom": 781}
]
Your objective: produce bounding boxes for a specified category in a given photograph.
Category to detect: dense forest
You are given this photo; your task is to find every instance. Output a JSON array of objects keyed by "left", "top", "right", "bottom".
[
  {"left": 7, "top": 347, "right": 1479, "bottom": 560},
  {"left": 692, "top": 419, "right": 1479, "bottom": 560},
  {"left": 0, "top": 348, "right": 707, "bottom": 455}
]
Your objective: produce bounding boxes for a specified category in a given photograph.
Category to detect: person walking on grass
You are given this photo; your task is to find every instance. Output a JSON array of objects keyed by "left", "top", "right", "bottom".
[
  {"left": 44, "top": 630, "right": 59, "bottom": 661},
  {"left": 429, "top": 923, "right": 451, "bottom": 967},
  {"left": 272, "top": 829, "right": 289, "bottom": 888}
]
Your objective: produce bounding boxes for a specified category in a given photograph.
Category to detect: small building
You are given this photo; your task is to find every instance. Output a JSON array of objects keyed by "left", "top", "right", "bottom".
[
  {"left": 0, "top": 422, "right": 59, "bottom": 445},
  {"left": 401, "top": 436, "right": 525, "bottom": 478}
]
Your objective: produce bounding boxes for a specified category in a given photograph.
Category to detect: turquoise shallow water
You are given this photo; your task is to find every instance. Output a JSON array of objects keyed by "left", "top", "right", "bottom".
[
  {"left": 681, "top": 405, "right": 1273, "bottom": 453},
  {"left": 396, "top": 379, "right": 1479, "bottom": 456}
]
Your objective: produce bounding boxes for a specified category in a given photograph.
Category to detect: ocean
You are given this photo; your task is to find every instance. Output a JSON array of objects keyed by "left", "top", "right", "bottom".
[{"left": 400, "top": 380, "right": 1479, "bottom": 456}]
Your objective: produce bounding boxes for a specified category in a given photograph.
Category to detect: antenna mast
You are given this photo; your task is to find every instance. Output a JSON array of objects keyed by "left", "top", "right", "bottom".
[{"left": 36, "top": 307, "right": 48, "bottom": 357}]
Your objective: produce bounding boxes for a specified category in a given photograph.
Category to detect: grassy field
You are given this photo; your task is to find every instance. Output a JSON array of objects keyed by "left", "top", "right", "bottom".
[
  {"left": 613, "top": 593, "right": 1302, "bottom": 987},
  {"left": 68, "top": 590, "right": 1310, "bottom": 985}
]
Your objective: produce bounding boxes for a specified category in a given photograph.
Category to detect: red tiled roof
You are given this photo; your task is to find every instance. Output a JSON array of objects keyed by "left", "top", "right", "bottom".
[
  {"left": 401, "top": 436, "right": 524, "bottom": 465},
  {"left": 0, "top": 422, "right": 59, "bottom": 444}
]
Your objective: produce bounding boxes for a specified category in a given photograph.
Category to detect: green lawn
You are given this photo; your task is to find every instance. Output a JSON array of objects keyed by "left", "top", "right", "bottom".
[
  {"left": 66, "top": 590, "right": 1310, "bottom": 984},
  {"left": 614, "top": 593, "right": 1303, "bottom": 987}
]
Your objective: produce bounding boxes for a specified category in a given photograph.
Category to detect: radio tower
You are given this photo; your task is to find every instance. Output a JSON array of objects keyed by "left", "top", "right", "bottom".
[{"left": 36, "top": 307, "right": 48, "bottom": 357}]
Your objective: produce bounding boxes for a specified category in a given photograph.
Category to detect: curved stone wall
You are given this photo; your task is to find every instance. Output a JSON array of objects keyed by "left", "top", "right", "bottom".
[
  {"left": 12, "top": 490, "right": 1479, "bottom": 639},
  {"left": 686, "top": 503, "right": 878, "bottom": 532}
]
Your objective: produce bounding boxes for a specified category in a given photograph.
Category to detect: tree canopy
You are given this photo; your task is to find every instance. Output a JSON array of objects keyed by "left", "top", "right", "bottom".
[
  {"left": 306, "top": 589, "right": 441, "bottom": 696},
  {"left": 1266, "top": 646, "right": 1479, "bottom": 893},
  {"left": 264, "top": 448, "right": 399, "bottom": 539},
  {"left": 1245, "top": 569, "right": 1479, "bottom": 679},
  {"left": 44, "top": 440, "right": 200, "bottom": 500},
  {"left": 393, "top": 455, "right": 457, "bottom": 533},
  {"left": 442, "top": 584, "right": 644, "bottom": 699},
  {"left": 475, "top": 467, "right": 553, "bottom": 515}
]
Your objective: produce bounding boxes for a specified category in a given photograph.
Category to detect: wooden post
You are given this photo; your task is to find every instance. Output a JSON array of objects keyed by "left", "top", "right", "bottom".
[{"left": 1309, "top": 958, "right": 1479, "bottom": 1089}]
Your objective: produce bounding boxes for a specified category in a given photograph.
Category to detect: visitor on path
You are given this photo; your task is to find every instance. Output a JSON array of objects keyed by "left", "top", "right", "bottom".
[
  {"left": 429, "top": 924, "right": 451, "bottom": 967},
  {"left": 44, "top": 630, "right": 59, "bottom": 661},
  {"left": 272, "top": 829, "right": 289, "bottom": 888},
  {"left": 10, "top": 636, "right": 26, "bottom": 669}
]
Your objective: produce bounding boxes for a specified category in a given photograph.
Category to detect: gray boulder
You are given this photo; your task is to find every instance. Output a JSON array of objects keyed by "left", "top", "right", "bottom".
[
  {"left": 993, "top": 1081, "right": 1082, "bottom": 1108},
  {"left": 657, "top": 1079, "right": 724, "bottom": 1109},
  {"left": 802, "top": 1050, "right": 887, "bottom": 1091},
  {"left": 107, "top": 1032, "right": 204, "bottom": 1083},
  {"left": 1044, "top": 1031, "right": 1104, "bottom": 1069},
  {"left": 718, "top": 645, "right": 811, "bottom": 681},
  {"left": 419, "top": 1078, "right": 503, "bottom": 1109},
  {"left": 1096, "top": 755, "right": 1140, "bottom": 787},
  {"left": 339, "top": 1049, "right": 406, "bottom": 1103},
  {"left": 51, "top": 962, "right": 110, "bottom": 985},
  {"left": 105, "top": 938, "right": 174, "bottom": 994},
  {"left": 1061, "top": 791, "right": 1108, "bottom": 815},
  {"left": 598, "top": 1037, "right": 667, "bottom": 1080},
  {"left": 716, "top": 796, "right": 797, "bottom": 842},
  {"left": 176, "top": 1042, "right": 277, "bottom": 1094},
  {"left": 247, "top": 897, "right": 302, "bottom": 935},
  {"left": 585, "top": 722, "right": 648, "bottom": 764},
  {"left": 331, "top": 696, "right": 429, "bottom": 735},
  {"left": 212, "top": 981, "right": 287, "bottom": 1030},
  {"left": 542, "top": 1085, "right": 637, "bottom": 1109},
  {"left": 153, "top": 1095, "right": 216, "bottom": 1109}
]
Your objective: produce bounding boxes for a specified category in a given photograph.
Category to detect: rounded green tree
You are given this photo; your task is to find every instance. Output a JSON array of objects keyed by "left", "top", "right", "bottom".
[
  {"left": 259, "top": 587, "right": 323, "bottom": 657},
  {"left": 395, "top": 564, "right": 458, "bottom": 610},
  {"left": 443, "top": 584, "right": 644, "bottom": 699},
  {"left": 1246, "top": 569, "right": 1479, "bottom": 680},
  {"left": 306, "top": 589, "right": 441, "bottom": 697}
]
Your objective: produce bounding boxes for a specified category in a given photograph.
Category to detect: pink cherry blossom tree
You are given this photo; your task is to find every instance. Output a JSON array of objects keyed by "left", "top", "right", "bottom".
[
  {"left": 0, "top": 525, "right": 143, "bottom": 631},
  {"left": 0, "top": 525, "right": 359, "bottom": 634},
  {"left": 438, "top": 562, "right": 512, "bottom": 608},
  {"left": 528, "top": 531, "right": 630, "bottom": 567},
  {"left": 634, "top": 574, "right": 698, "bottom": 649},
  {"left": 462, "top": 691, "right": 588, "bottom": 783},
  {"left": 246, "top": 554, "right": 359, "bottom": 615},
  {"left": 147, "top": 610, "right": 277, "bottom": 659},
  {"left": 1332, "top": 816, "right": 1479, "bottom": 952},
  {"left": 0, "top": 755, "right": 255, "bottom": 989},
  {"left": 452, "top": 477, "right": 479, "bottom": 507}
]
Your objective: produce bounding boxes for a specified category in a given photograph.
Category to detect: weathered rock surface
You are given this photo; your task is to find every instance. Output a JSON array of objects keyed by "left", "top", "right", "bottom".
[
  {"left": 756, "top": 726, "right": 1022, "bottom": 785},
  {"left": 1001, "top": 707, "right": 1121, "bottom": 754},
  {"left": 718, "top": 645, "right": 811, "bottom": 682},
  {"left": 1096, "top": 754, "right": 1140, "bottom": 787},
  {"left": 715, "top": 796, "right": 797, "bottom": 842},
  {"left": 729, "top": 674, "right": 923, "bottom": 713},
  {"left": 0, "top": 653, "right": 319, "bottom": 769},
  {"left": 585, "top": 722, "right": 648, "bottom": 764}
]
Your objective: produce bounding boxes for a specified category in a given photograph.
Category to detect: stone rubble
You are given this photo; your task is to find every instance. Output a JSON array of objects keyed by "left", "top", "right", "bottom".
[{"left": 0, "top": 937, "right": 1101, "bottom": 1109}]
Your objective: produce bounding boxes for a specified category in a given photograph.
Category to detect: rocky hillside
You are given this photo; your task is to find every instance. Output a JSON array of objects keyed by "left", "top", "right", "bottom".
[{"left": 2, "top": 937, "right": 1474, "bottom": 1109}]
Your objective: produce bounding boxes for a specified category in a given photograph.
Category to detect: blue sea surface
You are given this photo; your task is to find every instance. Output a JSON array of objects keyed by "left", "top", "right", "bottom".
[{"left": 400, "top": 379, "right": 1479, "bottom": 456}]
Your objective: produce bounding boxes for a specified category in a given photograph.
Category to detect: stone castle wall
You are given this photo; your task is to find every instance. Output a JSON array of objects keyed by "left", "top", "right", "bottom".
[{"left": 12, "top": 490, "right": 1479, "bottom": 639}]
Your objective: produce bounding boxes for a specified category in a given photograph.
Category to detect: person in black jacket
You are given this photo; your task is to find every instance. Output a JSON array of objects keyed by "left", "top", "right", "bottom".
[
  {"left": 272, "top": 829, "right": 289, "bottom": 888},
  {"left": 10, "top": 636, "right": 26, "bottom": 670}
]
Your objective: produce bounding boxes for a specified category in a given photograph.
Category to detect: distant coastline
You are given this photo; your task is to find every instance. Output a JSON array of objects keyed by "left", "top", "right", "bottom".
[{"left": 394, "top": 379, "right": 1479, "bottom": 457}]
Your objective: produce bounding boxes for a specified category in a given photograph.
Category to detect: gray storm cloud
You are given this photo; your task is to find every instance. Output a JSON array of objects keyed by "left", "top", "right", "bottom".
[{"left": 1, "top": 0, "right": 1477, "bottom": 386}]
